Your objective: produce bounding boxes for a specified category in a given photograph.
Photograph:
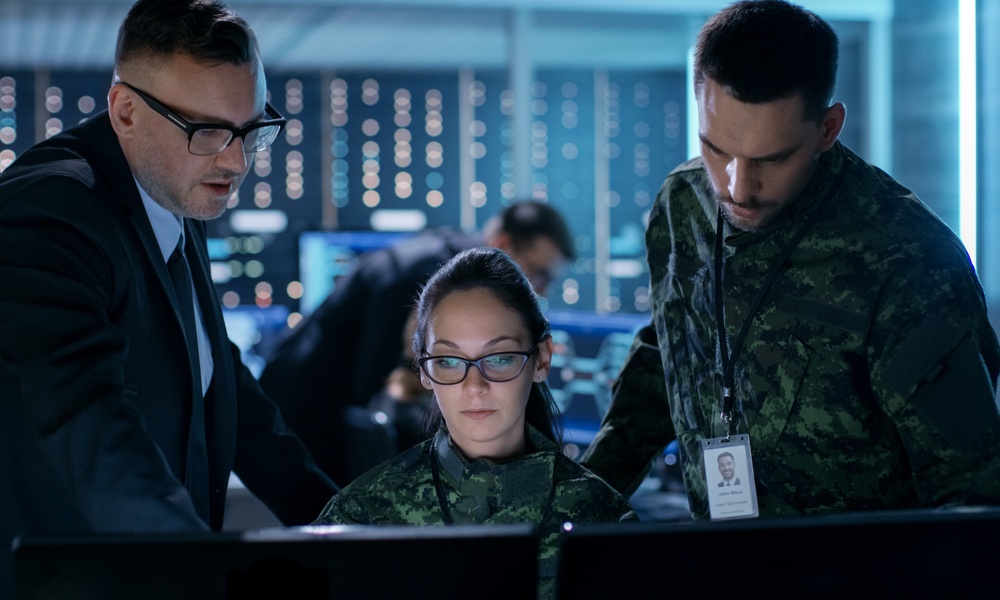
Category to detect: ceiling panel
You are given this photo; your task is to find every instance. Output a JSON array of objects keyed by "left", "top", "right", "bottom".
[{"left": 0, "top": 0, "right": 890, "bottom": 71}]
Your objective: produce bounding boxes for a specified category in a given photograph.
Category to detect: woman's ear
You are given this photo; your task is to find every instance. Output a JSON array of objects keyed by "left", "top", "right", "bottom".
[{"left": 533, "top": 335, "right": 553, "bottom": 382}]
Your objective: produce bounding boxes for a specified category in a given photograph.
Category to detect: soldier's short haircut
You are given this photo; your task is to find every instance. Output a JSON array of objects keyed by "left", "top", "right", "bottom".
[
  {"left": 694, "top": 0, "right": 838, "bottom": 121},
  {"left": 115, "top": 0, "right": 258, "bottom": 70},
  {"left": 414, "top": 247, "right": 562, "bottom": 444}
]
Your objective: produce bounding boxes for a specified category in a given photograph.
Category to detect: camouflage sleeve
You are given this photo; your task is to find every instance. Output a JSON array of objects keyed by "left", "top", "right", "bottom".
[
  {"left": 310, "top": 462, "right": 405, "bottom": 525},
  {"left": 533, "top": 466, "right": 638, "bottom": 598},
  {"left": 579, "top": 324, "right": 674, "bottom": 497},
  {"left": 550, "top": 463, "right": 639, "bottom": 524},
  {"left": 311, "top": 489, "right": 369, "bottom": 525},
  {"left": 869, "top": 237, "right": 1000, "bottom": 505}
]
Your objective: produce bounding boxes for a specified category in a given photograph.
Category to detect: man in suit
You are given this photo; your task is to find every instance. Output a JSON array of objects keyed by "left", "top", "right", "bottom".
[{"left": 0, "top": 1, "right": 337, "bottom": 593}]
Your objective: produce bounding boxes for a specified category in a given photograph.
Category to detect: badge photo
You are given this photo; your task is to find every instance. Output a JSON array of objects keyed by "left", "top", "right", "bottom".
[{"left": 700, "top": 434, "right": 759, "bottom": 520}]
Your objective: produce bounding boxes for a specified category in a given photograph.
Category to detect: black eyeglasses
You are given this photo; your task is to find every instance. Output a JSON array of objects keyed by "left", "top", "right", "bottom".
[
  {"left": 418, "top": 345, "right": 539, "bottom": 385},
  {"left": 120, "top": 82, "right": 286, "bottom": 156}
]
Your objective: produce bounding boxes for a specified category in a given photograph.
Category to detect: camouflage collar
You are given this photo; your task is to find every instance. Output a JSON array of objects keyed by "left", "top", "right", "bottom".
[
  {"left": 432, "top": 425, "right": 558, "bottom": 485},
  {"left": 431, "top": 426, "right": 559, "bottom": 524}
]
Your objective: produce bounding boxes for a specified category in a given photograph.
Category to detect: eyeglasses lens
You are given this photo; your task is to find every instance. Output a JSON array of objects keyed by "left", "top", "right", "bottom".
[{"left": 188, "top": 124, "right": 281, "bottom": 155}]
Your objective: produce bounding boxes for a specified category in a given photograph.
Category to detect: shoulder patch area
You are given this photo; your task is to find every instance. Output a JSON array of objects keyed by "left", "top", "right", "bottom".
[{"left": 886, "top": 315, "right": 999, "bottom": 450}]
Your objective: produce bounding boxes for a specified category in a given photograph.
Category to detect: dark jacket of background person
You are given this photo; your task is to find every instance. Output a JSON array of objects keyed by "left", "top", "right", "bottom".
[
  {"left": 259, "top": 228, "right": 480, "bottom": 484},
  {"left": 0, "top": 114, "right": 337, "bottom": 591}
]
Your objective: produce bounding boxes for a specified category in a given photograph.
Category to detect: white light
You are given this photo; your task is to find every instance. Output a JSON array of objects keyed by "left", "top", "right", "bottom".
[
  {"left": 959, "top": 0, "right": 977, "bottom": 267},
  {"left": 229, "top": 210, "right": 288, "bottom": 234},
  {"left": 210, "top": 262, "right": 231, "bottom": 284},
  {"left": 369, "top": 209, "right": 427, "bottom": 232},
  {"left": 607, "top": 259, "right": 645, "bottom": 278}
]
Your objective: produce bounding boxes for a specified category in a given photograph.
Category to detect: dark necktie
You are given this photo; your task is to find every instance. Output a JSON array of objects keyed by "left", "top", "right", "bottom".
[{"left": 167, "top": 235, "right": 210, "bottom": 522}]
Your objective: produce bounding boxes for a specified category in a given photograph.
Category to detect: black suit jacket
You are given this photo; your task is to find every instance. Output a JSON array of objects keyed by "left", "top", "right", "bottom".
[{"left": 0, "top": 113, "right": 336, "bottom": 591}]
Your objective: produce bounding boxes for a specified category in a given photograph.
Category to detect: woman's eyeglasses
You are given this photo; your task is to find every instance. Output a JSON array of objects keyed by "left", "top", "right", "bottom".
[{"left": 418, "top": 345, "right": 539, "bottom": 385}]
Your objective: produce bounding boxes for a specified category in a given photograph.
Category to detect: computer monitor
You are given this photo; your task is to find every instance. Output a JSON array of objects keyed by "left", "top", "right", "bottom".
[
  {"left": 545, "top": 309, "right": 647, "bottom": 449},
  {"left": 297, "top": 230, "right": 411, "bottom": 316},
  {"left": 555, "top": 507, "right": 1000, "bottom": 598},
  {"left": 222, "top": 305, "right": 290, "bottom": 378},
  {"left": 14, "top": 524, "right": 537, "bottom": 600}
]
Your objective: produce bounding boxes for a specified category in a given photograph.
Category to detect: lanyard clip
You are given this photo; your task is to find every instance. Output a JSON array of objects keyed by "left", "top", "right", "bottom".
[
  {"left": 720, "top": 386, "right": 733, "bottom": 420},
  {"left": 720, "top": 387, "right": 735, "bottom": 440}
]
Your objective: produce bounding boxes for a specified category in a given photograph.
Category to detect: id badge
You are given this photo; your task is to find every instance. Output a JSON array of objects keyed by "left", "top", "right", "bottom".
[{"left": 701, "top": 434, "right": 759, "bottom": 520}]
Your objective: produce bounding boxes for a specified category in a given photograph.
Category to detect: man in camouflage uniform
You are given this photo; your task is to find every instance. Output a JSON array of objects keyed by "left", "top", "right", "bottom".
[
  {"left": 581, "top": 0, "right": 1000, "bottom": 518},
  {"left": 314, "top": 424, "right": 636, "bottom": 599}
]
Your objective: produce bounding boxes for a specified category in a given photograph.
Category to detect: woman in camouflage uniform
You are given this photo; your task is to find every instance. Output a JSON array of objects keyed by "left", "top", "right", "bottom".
[{"left": 313, "top": 247, "right": 636, "bottom": 598}]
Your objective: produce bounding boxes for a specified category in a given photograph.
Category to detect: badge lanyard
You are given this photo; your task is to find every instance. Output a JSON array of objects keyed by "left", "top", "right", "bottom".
[
  {"left": 430, "top": 445, "right": 455, "bottom": 525},
  {"left": 712, "top": 160, "right": 848, "bottom": 438}
]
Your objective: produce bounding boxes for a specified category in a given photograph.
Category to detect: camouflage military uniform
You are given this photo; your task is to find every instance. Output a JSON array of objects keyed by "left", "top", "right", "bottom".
[
  {"left": 314, "top": 425, "right": 636, "bottom": 598},
  {"left": 582, "top": 141, "right": 1000, "bottom": 518}
]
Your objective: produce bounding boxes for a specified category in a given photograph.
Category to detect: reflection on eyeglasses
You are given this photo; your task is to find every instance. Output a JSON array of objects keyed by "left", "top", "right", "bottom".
[{"left": 418, "top": 345, "right": 539, "bottom": 385}]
